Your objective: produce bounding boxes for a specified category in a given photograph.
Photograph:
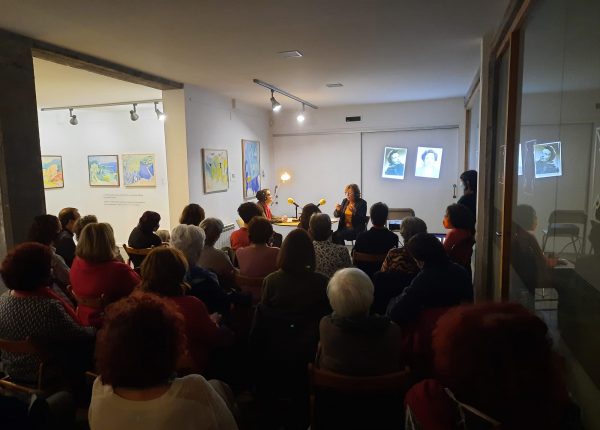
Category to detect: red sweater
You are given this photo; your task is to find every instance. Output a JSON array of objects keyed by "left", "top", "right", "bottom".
[
  {"left": 230, "top": 228, "right": 250, "bottom": 251},
  {"left": 443, "top": 229, "right": 475, "bottom": 267},
  {"left": 70, "top": 257, "right": 140, "bottom": 327}
]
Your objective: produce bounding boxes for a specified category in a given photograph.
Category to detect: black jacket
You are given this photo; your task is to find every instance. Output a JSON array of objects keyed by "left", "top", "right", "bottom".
[
  {"left": 333, "top": 197, "right": 368, "bottom": 233},
  {"left": 55, "top": 230, "right": 76, "bottom": 267}
]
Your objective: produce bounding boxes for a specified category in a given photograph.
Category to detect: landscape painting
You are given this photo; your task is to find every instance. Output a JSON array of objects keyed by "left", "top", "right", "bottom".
[
  {"left": 122, "top": 153, "right": 156, "bottom": 187},
  {"left": 202, "top": 149, "right": 229, "bottom": 194},
  {"left": 41, "top": 156, "right": 64, "bottom": 189},
  {"left": 242, "top": 140, "right": 260, "bottom": 199},
  {"left": 88, "top": 155, "right": 119, "bottom": 187}
]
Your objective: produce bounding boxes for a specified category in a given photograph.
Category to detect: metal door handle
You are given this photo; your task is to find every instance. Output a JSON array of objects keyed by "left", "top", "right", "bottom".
[{"left": 495, "top": 232, "right": 502, "bottom": 237}]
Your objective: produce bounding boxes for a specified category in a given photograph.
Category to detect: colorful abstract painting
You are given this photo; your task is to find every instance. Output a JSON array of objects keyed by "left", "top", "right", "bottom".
[
  {"left": 122, "top": 154, "right": 156, "bottom": 187},
  {"left": 242, "top": 140, "right": 260, "bottom": 199},
  {"left": 41, "top": 156, "right": 64, "bottom": 189},
  {"left": 202, "top": 149, "right": 229, "bottom": 193},
  {"left": 88, "top": 155, "right": 120, "bottom": 187}
]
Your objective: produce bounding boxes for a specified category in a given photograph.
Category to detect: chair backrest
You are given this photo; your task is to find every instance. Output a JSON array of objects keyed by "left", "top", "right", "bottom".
[
  {"left": 0, "top": 338, "right": 37, "bottom": 355},
  {"left": 548, "top": 210, "right": 587, "bottom": 225},
  {"left": 352, "top": 251, "right": 388, "bottom": 265},
  {"left": 234, "top": 272, "right": 265, "bottom": 304},
  {"left": 0, "top": 338, "right": 45, "bottom": 393},
  {"left": 123, "top": 244, "right": 154, "bottom": 267},
  {"left": 388, "top": 208, "right": 416, "bottom": 220},
  {"left": 309, "top": 363, "right": 411, "bottom": 395}
]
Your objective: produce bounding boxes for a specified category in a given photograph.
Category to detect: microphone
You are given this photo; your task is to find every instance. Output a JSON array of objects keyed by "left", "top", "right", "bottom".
[
  {"left": 317, "top": 198, "right": 326, "bottom": 207},
  {"left": 287, "top": 197, "right": 300, "bottom": 207}
]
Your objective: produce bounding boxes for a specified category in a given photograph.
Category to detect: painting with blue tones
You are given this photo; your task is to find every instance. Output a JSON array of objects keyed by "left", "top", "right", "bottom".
[
  {"left": 88, "top": 155, "right": 120, "bottom": 186},
  {"left": 123, "top": 154, "right": 156, "bottom": 187},
  {"left": 242, "top": 140, "right": 260, "bottom": 199}
]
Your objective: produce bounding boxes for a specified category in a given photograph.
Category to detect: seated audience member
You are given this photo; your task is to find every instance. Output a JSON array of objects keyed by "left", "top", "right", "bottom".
[
  {"left": 140, "top": 247, "right": 233, "bottom": 374},
  {"left": 71, "top": 223, "right": 140, "bottom": 327},
  {"left": 89, "top": 293, "right": 238, "bottom": 430},
  {"left": 373, "top": 216, "right": 428, "bottom": 314},
  {"left": 457, "top": 170, "right": 477, "bottom": 219},
  {"left": 318, "top": 268, "right": 403, "bottom": 376},
  {"left": 127, "top": 211, "right": 162, "bottom": 267},
  {"left": 55, "top": 207, "right": 80, "bottom": 267},
  {"left": 354, "top": 202, "right": 399, "bottom": 277},
  {"left": 74, "top": 214, "right": 98, "bottom": 240},
  {"left": 236, "top": 217, "right": 279, "bottom": 278},
  {"left": 172, "top": 224, "right": 232, "bottom": 315},
  {"left": 256, "top": 189, "right": 283, "bottom": 222},
  {"left": 28, "top": 214, "right": 70, "bottom": 289},
  {"left": 387, "top": 233, "right": 473, "bottom": 323},
  {"left": 199, "top": 218, "right": 236, "bottom": 283},
  {"left": 298, "top": 203, "right": 321, "bottom": 232},
  {"left": 230, "top": 202, "right": 263, "bottom": 251},
  {"left": 405, "top": 303, "right": 571, "bottom": 430},
  {"left": 0, "top": 243, "right": 94, "bottom": 384},
  {"left": 511, "top": 204, "right": 551, "bottom": 294},
  {"left": 156, "top": 229, "right": 171, "bottom": 243},
  {"left": 442, "top": 204, "right": 476, "bottom": 273},
  {"left": 311, "top": 213, "right": 352, "bottom": 278},
  {"left": 180, "top": 203, "right": 206, "bottom": 226}
]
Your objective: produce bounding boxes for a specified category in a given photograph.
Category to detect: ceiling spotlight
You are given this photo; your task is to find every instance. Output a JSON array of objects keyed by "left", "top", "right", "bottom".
[
  {"left": 296, "top": 104, "right": 305, "bottom": 123},
  {"left": 154, "top": 102, "right": 166, "bottom": 121},
  {"left": 270, "top": 90, "right": 282, "bottom": 112},
  {"left": 69, "top": 108, "right": 78, "bottom": 126},
  {"left": 130, "top": 103, "right": 139, "bottom": 121}
]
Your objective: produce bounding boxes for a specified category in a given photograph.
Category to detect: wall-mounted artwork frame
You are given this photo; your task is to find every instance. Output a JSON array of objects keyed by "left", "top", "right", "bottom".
[
  {"left": 122, "top": 153, "right": 156, "bottom": 187},
  {"left": 41, "top": 156, "right": 64, "bottom": 189},
  {"left": 202, "top": 148, "right": 229, "bottom": 194},
  {"left": 88, "top": 155, "right": 120, "bottom": 187},
  {"left": 242, "top": 139, "right": 260, "bottom": 199}
]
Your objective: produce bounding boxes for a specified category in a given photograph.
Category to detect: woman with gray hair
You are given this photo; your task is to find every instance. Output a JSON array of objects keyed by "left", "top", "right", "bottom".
[
  {"left": 171, "top": 224, "right": 229, "bottom": 315},
  {"left": 318, "top": 268, "right": 404, "bottom": 376},
  {"left": 198, "top": 218, "right": 236, "bottom": 284}
]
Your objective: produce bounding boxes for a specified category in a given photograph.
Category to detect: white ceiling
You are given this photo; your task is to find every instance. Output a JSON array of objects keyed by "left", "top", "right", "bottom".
[{"left": 2, "top": 0, "right": 509, "bottom": 108}]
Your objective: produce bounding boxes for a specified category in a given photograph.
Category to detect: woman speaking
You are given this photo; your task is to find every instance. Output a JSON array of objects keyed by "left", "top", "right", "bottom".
[{"left": 333, "top": 183, "right": 368, "bottom": 244}]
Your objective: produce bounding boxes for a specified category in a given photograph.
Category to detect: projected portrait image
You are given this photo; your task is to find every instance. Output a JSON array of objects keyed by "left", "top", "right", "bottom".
[
  {"left": 534, "top": 141, "right": 562, "bottom": 179},
  {"left": 415, "top": 147, "right": 443, "bottom": 179},
  {"left": 381, "top": 147, "right": 407, "bottom": 179}
]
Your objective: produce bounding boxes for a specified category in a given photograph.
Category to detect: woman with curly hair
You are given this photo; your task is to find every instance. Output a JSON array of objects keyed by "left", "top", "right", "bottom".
[{"left": 90, "top": 293, "right": 238, "bottom": 429}]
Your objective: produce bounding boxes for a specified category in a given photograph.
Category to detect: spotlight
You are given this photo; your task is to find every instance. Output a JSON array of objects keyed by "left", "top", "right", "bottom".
[
  {"left": 130, "top": 103, "right": 139, "bottom": 121},
  {"left": 69, "top": 108, "right": 78, "bottom": 126},
  {"left": 296, "top": 103, "right": 305, "bottom": 123},
  {"left": 154, "top": 102, "right": 166, "bottom": 121},
  {"left": 270, "top": 90, "right": 281, "bottom": 112}
]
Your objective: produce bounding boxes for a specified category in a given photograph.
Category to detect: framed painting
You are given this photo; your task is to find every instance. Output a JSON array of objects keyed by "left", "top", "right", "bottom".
[
  {"left": 88, "top": 155, "right": 120, "bottom": 187},
  {"left": 41, "top": 156, "right": 64, "bottom": 189},
  {"left": 242, "top": 139, "right": 260, "bottom": 199},
  {"left": 122, "top": 153, "right": 156, "bottom": 187},
  {"left": 202, "top": 149, "right": 229, "bottom": 193}
]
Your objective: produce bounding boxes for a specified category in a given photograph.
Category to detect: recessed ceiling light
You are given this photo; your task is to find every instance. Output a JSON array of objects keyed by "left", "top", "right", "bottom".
[
  {"left": 326, "top": 83, "right": 344, "bottom": 88},
  {"left": 278, "top": 50, "right": 303, "bottom": 58}
]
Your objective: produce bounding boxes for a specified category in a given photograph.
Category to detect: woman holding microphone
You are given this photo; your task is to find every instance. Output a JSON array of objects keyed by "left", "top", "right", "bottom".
[{"left": 333, "top": 183, "right": 368, "bottom": 244}]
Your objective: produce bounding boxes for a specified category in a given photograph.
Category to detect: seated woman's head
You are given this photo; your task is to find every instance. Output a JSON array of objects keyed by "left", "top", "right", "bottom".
[
  {"left": 399, "top": 216, "right": 427, "bottom": 243},
  {"left": 309, "top": 213, "right": 332, "bottom": 242},
  {"left": 344, "top": 184, "right": 361, "bottom": 202},
  {"left": 28, "top": 214, "right": 61, "bottom": 246},
  {"left": 256, "top": 189, "right": 271, "bottom": 204},
  {"left": 76, "top": 223, "right": 118, "bottom": 263},
  {"left": 74, "top": 214, "right": 98, "bottom": 240},
  {"left": 407, "top": 233, "right": 447, "bottom": 267},
  {"left": 156, "top": 229, "right": 171, "bottom": 243},
  {"left": 1, "top": 243, "right": 52, "bottom": 291},
  {"left": 200, "top": 218, "right": 224, "bottom": 247},
  {"left": 327, "top": 268, "right": 374, "bottom": 318},
  {"left": 370, "top": 203, "right": 388, "bottom": 228},
  {"left": 171, "top": 224, "right": 205, "bottom": 266},
  {"left": 277, "top": 229, "right": 315, "bottom": 274},
  {"left": 140, "top": 247, "right": 188, "bottom": 297},
  {"left": 248, "top": 217, "right": 273, "bottom": 245},
  {"left": 179, "top": 204, "right": 205, "bottom": 226},
  {"left": 237, "top": 202, "right": 263, "bottom": 225},
  {"left": 433, "top": 302, "right": 567, "bottom": 429},
  {"left": 138, "top": 211, "right": 161, "bottom": 233},
  {"left": 299, "top": 204, "right": 321, "bottom": 231},
  {"left": 96, "top": 293, "right": 185, "bottom": 389},
  {"left": 444, "top": 204, "right": 475, "bottom": 231},
  {"left": 514, "top": 204, "right": 537, "bottom": 231}
]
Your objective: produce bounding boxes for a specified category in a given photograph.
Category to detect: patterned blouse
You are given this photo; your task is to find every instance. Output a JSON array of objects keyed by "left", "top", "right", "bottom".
[
  {"left": 313, "top": 240, "right": 353, "bottom": 278},
  {"left": 380, "top": 246, "right": 420, "bottom": 275}
]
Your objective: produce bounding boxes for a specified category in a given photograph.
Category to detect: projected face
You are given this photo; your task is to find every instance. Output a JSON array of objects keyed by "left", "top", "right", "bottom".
[
  {"left": 533, "top": 141, "right": 562, "bottom": 179},
  {"left": 424, "top": 152, "right": 436, "bottom": 166},
  {"left": 415, "top": 147, "right": 443, "bottom": 179},
  {"left": 390, "top": 152, "right": 402, "bottom": 164},
  {"left": 382, "top": 147, "right": 407, "bottom": 180}
]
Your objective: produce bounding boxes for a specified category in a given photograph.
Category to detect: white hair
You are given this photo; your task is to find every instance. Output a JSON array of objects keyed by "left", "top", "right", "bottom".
[
  {"left": 199, "top": 217, "right": 224, "bottom": 246},
  {"left": 327, "top": 268, "right": 374, "bottom": 318},
  {"left": 171, "top": 224, "right": 205, "bottom": 265}
]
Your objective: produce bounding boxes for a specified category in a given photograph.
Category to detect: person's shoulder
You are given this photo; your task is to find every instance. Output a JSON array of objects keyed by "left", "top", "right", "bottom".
[
  {"left": 171, "top": 374, "right": 213, "bottom": 401},
  {"left": 311, "top": 271, "right": 330, "bottom": 285}
]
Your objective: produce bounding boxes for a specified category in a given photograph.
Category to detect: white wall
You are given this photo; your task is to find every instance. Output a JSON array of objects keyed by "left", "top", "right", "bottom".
[
  {"left": 272, "top": 98, "right": 465, "bottom": 232},
  {"left": 39, "top": 105, "right": 170, "bottom": 245},
  {"left": 182, "top": 85, "right": 272, "bottom": 226}
]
